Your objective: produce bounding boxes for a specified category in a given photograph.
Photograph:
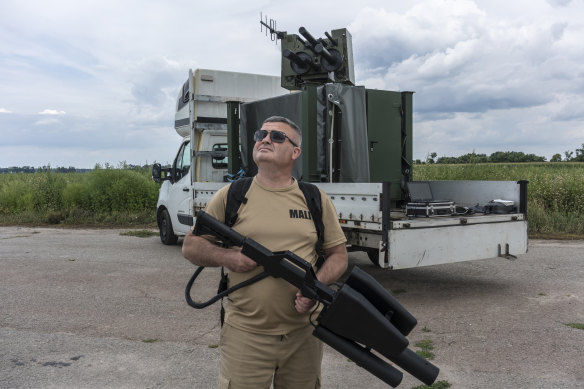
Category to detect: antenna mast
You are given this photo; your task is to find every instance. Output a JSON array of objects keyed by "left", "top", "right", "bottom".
[{"left": 260, "top": 12, "right": 286, "bottom": 43}]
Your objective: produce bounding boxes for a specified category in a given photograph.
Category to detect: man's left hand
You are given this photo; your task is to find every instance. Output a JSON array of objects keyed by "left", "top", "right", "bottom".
[{"left": 294, "top": 290, "right": 316, "bottom": 313}]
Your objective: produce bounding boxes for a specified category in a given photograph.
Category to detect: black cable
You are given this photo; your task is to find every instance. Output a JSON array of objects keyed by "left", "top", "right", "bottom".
[
  {"left": 309, "top": 301, "right": 322, "bottom": 328},
  {"left": 185, "top": 267, "right": 269, "bottom": 309}
]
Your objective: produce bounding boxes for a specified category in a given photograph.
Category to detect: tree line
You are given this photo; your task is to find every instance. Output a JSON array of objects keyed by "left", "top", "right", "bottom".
[
  {"left": 0, "top": 162, "right": 154, "bottom": 174},
  {"left": 418, "top": 144, "right": 584, "bottom": 164},
  {"left": 0, "top": 166, "right": 86, "bottom": 174}
]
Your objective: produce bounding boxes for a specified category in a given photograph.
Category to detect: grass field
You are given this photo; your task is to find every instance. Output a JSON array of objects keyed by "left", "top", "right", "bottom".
[
  {"left": 1, "top": 163, "right": 583, "bottom": 237},
  {"left": 0, "top": 167, "right": 159, "bottom": 227}
]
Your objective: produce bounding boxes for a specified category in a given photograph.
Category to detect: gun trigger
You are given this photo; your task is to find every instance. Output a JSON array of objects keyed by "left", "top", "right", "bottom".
[{"left": 301, "top": 286, "right": 317, "bottom": 300}]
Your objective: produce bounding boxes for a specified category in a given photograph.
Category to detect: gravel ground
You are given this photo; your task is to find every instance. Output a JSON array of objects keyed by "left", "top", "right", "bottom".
[{"left": 0, "top": 227, "right": 582, "bottom": 388}]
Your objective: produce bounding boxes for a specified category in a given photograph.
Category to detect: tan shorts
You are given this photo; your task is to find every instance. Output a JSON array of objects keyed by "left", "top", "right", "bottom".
[{"left": 219, "top": 323, "right": 323, "bottom": 389}]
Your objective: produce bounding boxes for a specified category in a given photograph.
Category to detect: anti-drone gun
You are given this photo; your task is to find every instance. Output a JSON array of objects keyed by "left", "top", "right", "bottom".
[{"left": 187, "top": 211, "right": 440, "bottom": 387}]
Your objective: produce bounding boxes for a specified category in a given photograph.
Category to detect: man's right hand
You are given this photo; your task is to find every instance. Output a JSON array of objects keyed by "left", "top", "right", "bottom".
[
  {"left": 183, "top": 234, "right": 256, "bottom": 272},
  {"left": 224, "top": 247, "right": 257, "bottom": 273}
]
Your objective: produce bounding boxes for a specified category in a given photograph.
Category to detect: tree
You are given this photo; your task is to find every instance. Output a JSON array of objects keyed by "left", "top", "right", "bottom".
[
  {"left": 574, "top": 143, "right": 584, "bottom": 162},
  {"left": 425, "top": 152, "right": 437, "bottom": 164},
  {"left": 436, "top": 156, "right": 458, "bottom": 164},
  {"left": 550, "top": 154, "right": 562, "bottom": 162}
]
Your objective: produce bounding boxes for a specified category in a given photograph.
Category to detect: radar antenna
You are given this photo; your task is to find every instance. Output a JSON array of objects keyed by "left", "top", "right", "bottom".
[{"left": 260, "top": 12, "right": 286, "bottom": 42}]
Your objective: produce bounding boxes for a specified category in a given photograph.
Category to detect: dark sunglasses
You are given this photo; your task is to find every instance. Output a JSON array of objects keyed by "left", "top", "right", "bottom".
[{"left": 253, "top": 129, "right": 298, "bottom": 147}]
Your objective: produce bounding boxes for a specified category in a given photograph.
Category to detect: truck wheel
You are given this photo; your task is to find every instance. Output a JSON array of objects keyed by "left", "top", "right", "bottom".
[
  {"left": 367, "top": 250, "right": 380, "bottom": 267},
  {"left": 159, "top": 209, "right": 178, "bottom": 245}
]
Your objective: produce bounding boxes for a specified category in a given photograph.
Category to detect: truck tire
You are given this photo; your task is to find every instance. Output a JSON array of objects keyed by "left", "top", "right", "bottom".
[{"left": 159, "top": 209, "right": 178, "bottom": 245}]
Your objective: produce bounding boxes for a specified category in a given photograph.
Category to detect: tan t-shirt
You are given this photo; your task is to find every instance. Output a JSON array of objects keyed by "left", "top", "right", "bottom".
[{"left": 203, "top": 177, "right": 346, "bottom": 335}]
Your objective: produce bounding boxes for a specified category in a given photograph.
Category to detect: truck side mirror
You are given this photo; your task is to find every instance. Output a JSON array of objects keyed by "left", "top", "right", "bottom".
[{"left": 152, "top": 163, "right": 163, "bottom": 183}]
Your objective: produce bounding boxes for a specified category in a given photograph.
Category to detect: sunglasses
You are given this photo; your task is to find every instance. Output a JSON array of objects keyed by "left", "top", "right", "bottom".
[{"left": 253, "top": 129, "right": 298, "bottom": 147}]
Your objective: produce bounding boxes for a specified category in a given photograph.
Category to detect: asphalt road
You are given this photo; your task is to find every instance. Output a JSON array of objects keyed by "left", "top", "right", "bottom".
[{"left": 0, "top": 227, "right": 582, "bottom": 389}]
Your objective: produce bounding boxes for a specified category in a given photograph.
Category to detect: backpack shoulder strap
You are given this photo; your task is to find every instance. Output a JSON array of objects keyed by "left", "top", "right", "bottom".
[
  {"left": 220, "top": 177, "right": 254, "bottom": 326},
  {"left": 225, "top": 177, "right": 254, "bottom": 227},
  {"left": 298, "top": 181, "right": 325, "bottom": 268}
]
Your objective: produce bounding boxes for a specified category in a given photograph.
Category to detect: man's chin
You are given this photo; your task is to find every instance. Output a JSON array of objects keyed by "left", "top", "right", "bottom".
[
  {"left": 254, "top": 150, "right": 273, "bottom": 159},
  {"left": 253, "top": 154, "right": 273, "bottom": 165}
]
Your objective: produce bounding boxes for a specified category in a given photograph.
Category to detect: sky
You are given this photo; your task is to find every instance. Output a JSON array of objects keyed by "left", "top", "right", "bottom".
[{"left": 1, "top": 0, "right": 583, "bottom": 168}]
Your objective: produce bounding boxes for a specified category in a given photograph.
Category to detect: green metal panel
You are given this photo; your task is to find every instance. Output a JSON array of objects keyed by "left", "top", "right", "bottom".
[
  {"left": 366, "top": 90, "right": 413, "bottom": 202},
  {"left": 301, "top": 85, "right": 321, "bottom": 182},
  {"left": 401, "top": 92, "right": 414, "bottom": 185}
]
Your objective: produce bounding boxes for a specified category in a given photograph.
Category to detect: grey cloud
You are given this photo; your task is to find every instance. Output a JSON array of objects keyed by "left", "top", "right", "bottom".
[
  {"left": 350, "top": 3, "right": 486, "bottom": 67},
  {"left": 547, "top": 0, "right": 573, "bottom": 7},
  {"left": 551, "top": 23, "right": 568, "bottom": 40},
  {"left": 352, "top": 10, "right": 583, "bottom": 116}
]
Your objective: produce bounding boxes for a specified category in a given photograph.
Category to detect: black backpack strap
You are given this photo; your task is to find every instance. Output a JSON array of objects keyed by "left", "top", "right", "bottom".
[
  {"left": 225, "top": 177, "right": 254, "bottom": 227},
  {"left": 218, "top": 177, "right": 254, "bottom": 326},
  {"left": 298, "top": 181, "right": 326, "bottom": 269}
]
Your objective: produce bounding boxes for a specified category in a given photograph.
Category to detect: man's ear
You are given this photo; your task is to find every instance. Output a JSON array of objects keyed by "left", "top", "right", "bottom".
[{"left": 291, "top": 146, "right": 301, "bottom": 161}]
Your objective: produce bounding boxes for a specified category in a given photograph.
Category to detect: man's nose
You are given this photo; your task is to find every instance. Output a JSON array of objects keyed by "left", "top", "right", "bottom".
[{"left": 261, "top": 132, "right": 271, "bottom": 143}]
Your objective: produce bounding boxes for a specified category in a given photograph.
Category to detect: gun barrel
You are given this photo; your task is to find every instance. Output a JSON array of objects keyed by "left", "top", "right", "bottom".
[
  {"left": 315, "top": 44, "right": 335, "bottom": 63},
  {"left": 283, "top": 49, "right": 317, "bottom": 74},
  {"left": 313, "top": 326, "right": 403, "bottom": 388},
  {"left": 298, "top": 26, "right": 319, "bottom": 47},
  {"left": 325, "top": 31, "right": 338, "bottom": 46},
  {"left": 390, "top": 347, "right": 440, "bottom": 386},
  {"left": 345, "top": 267, "right": 418, "bottom": 335},
  {"left": 283, "top": 49, "right": 307, "bottom": 66}
]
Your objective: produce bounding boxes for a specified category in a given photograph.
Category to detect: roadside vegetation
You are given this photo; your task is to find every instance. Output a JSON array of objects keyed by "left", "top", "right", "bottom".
[
  {"left": 0, "top": 163, "right": 159, "bottom": 227},
  {"left": 1, "top": 162, "right": 583, "bottom": 238}
]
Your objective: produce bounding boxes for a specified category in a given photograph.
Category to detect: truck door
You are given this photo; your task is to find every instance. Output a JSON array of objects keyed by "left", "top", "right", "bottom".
[{"left": 168, "top": 140, "right": 192, "bottom": 235}]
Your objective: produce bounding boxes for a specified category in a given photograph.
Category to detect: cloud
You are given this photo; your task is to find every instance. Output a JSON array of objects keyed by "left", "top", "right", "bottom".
[
  {"left": 39, "top": 109, "right": 66, "bottom": 115},
  {"left": 547, "top": 0, "right": 573, "bottom": 7},
  {"left": 350, "top": 1, "right": 584, "bottom": 121},
  {"left": 350, "top": 1, "right": 486, "bottom": 67},
  {"left": 1, "top": 0, "right": 583, "bottom": 167}
]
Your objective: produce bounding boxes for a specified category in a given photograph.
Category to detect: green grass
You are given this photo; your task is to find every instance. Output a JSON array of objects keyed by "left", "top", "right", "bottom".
[
  {"left": 414, "top": 339, "right": 435, "bottom": 360},
  {"left": 565, "top": 323, "right": 584, "bottom": 330},
  {"left": 120, "top": 230, "right": 159, "bottom": 238},
  {"left": 0, "top": 167, "right": 159, "bottom": 227},
  {"left": 412, "top": 380, "right": 451, "bottom": 389}
]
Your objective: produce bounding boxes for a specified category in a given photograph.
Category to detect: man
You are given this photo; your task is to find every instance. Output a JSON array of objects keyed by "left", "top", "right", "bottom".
[{"left": 182, "top": 116, "right": 348, "bottom": 389}]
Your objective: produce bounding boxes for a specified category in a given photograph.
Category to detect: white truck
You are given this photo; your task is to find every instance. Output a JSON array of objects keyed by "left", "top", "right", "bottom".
[{"left": 152, "top": 67, "right": 528, "bottom": 269}]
